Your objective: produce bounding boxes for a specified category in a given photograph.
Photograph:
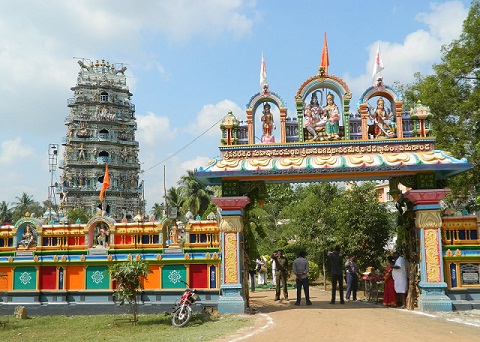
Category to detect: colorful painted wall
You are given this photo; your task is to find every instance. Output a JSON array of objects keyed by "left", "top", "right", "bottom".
[
  {"left": 441, "top": 214, "right": 480, "bottom": 309},
  {"left": 0, "top": 213, "right": 221, "bottom": 314}
]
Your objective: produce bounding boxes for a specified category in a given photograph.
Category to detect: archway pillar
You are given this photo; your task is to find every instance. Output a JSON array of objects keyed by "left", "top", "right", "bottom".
[
  {"left": 403, "top": 189, "right": 452, "bottom": 311},
  {"left": 246, "top": 109, "right": 254, "bottom": 144},
  {"left": 279, "top": 108, "right": 287, "bottom": 143},
  {"left": 211, "top": 196, "right": 250, "bottom": 313}
]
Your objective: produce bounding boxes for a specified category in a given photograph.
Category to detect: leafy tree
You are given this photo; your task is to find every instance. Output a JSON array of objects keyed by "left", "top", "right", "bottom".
[
  {"left": 66, "top": 207, "right": 90, "bottom": 224},
  {"left": 109, "top": 259, "right": 151, "bottom": 325},
  {"left": 178, "top": 170, "right": 214, "bottom": 217},
  {"left": 13, "top": 192, "right": 34, "bottom": 213},
  {"left": 281, "top": 183, "right": 343, "bottom": 286},
  {"left": 0, "top": 201, "right": 13, "bottom": 225},
  {"left": 329, "top": 182, "right": 395, "bottom": 268},
  {"left": 250, "top": 184, "right": 296, "bottom": 253},
  {"left": 165, "top": 186, "right": 185, "bottom": 215},
  {"left": 402, "top": 0, "right": 480, "bottom": 211},
  {"left": 150, "top": 202, "right": 166, "bottom": 220},
  {"left": 284, "top": 183, "right": 342, "bottom": 264},
  {"left": 11, "top": 193, "right": 43, "bottom": 222},
  {"left": 201, "top": 202, "right": 218, "bottom": 220}
]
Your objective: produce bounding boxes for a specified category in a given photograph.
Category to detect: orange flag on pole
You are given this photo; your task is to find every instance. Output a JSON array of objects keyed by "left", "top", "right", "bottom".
[
  {"left": 321, "top": 32, "right": 329, "bottom": 74},
  {"left": 99, "top": 164, "right": 110, "bottom": 202}
]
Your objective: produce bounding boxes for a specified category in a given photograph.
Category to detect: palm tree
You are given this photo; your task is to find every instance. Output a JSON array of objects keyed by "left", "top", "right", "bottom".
[
  {"left": 178, "top": 170, "right": 214, "bottom": 217},
  {"left": 150, "top": 203, "right": 166, "bottom": 220},
  {"left": 165, "top": 187, "right": 185, "bottom": 215},
  {"left": 0, "top": 201, "right": 13, "bottom": 224},
  {"left": 14, "top": 192, "right": 34, "bottom": 214}
]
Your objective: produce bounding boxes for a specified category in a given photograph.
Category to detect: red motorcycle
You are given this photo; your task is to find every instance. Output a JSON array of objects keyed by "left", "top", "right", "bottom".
[{"left": 171, "top": 280, "right": 200, "bottom": 327}]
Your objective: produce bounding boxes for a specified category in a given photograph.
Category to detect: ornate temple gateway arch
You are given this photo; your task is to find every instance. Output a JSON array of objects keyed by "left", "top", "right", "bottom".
[{"left": 195, "top": 67, "right": 472, "bottom": 313}]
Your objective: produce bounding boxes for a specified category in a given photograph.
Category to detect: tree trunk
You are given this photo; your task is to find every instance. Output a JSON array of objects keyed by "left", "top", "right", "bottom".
[{"left": 406, "top": 262, "right": 417, "bottom": 310}]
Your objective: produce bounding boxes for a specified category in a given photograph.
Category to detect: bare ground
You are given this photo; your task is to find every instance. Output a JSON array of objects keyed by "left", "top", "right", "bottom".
[{"left": 213, "top": 285, "right": 480, "bottom": 342}]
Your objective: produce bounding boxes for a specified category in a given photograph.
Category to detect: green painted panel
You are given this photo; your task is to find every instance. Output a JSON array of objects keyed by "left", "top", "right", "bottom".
[
  {"left": 162, "top": 264, "right": 187, "bottom": 289},
  {"left": 86, "top": 265, "right": 110, "bottom": 290},
  {"left": 14, "top": 267, "right": 37, "bottom": 290}
]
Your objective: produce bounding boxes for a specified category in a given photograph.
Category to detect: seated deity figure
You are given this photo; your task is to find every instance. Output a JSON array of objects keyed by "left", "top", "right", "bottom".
[
  {"left": 370, "top": 97, "right": 395, "bottom": 139},
  {"left": 261, "top": 103, "right": 275, "bottom": 142},
  {"left": 323, "top": 92, "right": 340, "bottom": 140},
  {"left": 95, "top": 223, "right": 109, "bottom": 247},
  {"left": 305, "top": 92, "right": 326, "bottom": 141},
  {"left": 20, "top": 224, "right": 36, "bottom": 248}
]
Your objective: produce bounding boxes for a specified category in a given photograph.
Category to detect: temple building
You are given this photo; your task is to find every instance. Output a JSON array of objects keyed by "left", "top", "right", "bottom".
[
  {"left": 0, "top": 49, "right": 478, "bottom": 315},
  {"left": 58, "top": 59, "right": 143, "bottom": 221}
]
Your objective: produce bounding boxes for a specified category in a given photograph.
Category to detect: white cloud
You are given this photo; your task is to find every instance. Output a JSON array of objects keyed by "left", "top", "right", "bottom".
[
  {"left": 416, "top": 1, "right": 468, "bottom": 43},
  {"left": 189, "top": 99, "right": 243, "bottom": 137},
  {"left": 0, "top": 138, "right": 46, "bottom": 204},
  {"left": 181, "top": 156, "right": 213, "bottom": 173},
  {"left": 346, "top": 0, "right": 468, "bottom": 100},
  {"left": 136, "top": 112, "right": 175, "bottom": 146},
  {"left": 0, "top": 138, "right": 35, "bottom": 164},
  {"left": 127, "top": 0, "right": 256, "bottom": 42}
]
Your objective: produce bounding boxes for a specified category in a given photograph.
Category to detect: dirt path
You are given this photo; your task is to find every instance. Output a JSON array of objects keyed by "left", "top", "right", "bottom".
[{"left": 214, "top": 286, "right": 480, "bottom": 342}]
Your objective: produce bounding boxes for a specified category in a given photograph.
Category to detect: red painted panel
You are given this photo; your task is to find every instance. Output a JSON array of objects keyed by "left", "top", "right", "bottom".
[
  {"left": 190, "top": 264, "right": 207, "bottom": 289},
  {"left": 40, "top": 266, "right": 57, "bottom": 290}
]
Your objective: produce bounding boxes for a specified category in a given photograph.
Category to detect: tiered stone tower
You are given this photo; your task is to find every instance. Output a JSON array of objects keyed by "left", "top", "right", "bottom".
[{"left": 58, "top": 59, "right": 143, "bottom": 221}]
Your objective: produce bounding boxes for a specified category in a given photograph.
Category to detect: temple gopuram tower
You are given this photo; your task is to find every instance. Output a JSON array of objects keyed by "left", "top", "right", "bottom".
[{"left": 58, "top": 59, "right": 143, "bottom": 221}]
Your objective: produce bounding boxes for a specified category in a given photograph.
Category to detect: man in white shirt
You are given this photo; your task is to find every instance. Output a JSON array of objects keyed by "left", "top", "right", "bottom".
[
  {"left": 270, "top": 250, "right": 277, "bottom": 287},
  {"left": 392, "top": 252, "right": 408, "bottom": 308}
]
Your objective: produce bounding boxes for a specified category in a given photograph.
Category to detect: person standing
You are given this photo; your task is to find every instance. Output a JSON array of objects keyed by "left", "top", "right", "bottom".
[
  {"left": 345, "top": 255, "right": 359, "bottom": 301},
  {"left": 292, "top": 251, "right": 312, "bottom": 306},
  {"left": 271, "top": 249, "right": 289, "bottom": 301},
  {"left": 270, "top": 250, "right": 278, "bottom": 287},
  {"left": 392, "top": 252, "right": 408, "bottom": 308},
  {"left": 383, "top": 256, "right": 397, "bottom": 307},
  {"left": 256, "top": 254, "right": 267, "bottom": 286},
  {"left": 327, "top": 246, "right": 345, "bottom": 304}
]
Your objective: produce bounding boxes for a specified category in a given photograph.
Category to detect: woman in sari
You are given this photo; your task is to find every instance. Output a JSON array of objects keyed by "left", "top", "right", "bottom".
[{"left": 383, "top": 256, "right": 397, "bottom": 307}]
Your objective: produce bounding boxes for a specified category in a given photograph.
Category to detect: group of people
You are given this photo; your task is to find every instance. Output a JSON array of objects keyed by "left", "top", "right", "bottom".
[
  {"left": 383, "top": 251, "right": 409, "bottom": 309},
  {"left": 328, "top": 247, "right": 409, "bottom": 308},
  {"left": 304, "top": 91, "right": 341, "bottom": 141},
  {"left": 249, "top": 247, "right": 408, "bottom": 309},
  {"left": 249, "top": 249, "right": 311, "bottom": 305},
  {"left": 249, "top": 251, "right": 281, "bottom": 292},
  {"left": 248, "top": 250, "right": 292, "bottom": 302}
]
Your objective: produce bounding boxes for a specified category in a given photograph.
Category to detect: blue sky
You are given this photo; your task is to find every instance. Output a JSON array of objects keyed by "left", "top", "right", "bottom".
[{"left": 0, "top": 0, "right": 471, "bottom": 210}]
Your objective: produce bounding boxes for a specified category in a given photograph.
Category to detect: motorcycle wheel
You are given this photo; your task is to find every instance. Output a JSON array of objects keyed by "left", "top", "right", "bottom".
[{"left": 171, "top": 305, "right": 192, "bottom": 327}]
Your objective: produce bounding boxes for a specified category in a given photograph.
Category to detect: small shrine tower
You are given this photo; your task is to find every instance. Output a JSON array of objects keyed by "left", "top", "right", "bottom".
[{"left": 58, "top": 59, "right": 143, "bottom": 221}]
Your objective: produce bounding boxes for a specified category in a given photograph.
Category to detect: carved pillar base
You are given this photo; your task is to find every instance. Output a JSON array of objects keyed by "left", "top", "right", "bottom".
[
  {"left": 217, "top": 283, "right": 246, "bottom": 314},
  {"left": 211, "top": 196, "right": 250, "bottom": 314},
  {"left": 417, "top": 282, "right": 452, "bottom": 311}
]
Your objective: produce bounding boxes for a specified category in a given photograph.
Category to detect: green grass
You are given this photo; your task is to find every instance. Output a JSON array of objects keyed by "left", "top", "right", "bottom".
[{"left": 0, "top": 312, "right": 254, "bottom": 342}]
